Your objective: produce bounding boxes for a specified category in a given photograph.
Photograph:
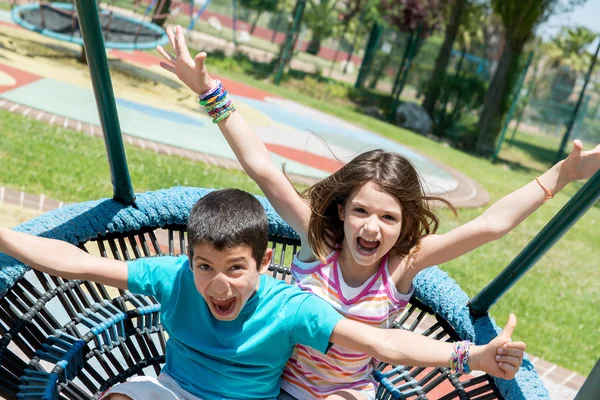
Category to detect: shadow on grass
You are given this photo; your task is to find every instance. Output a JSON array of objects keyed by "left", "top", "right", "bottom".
[
  {"left": 508, "top": 137, "right": 560, "bottom": 166},
  {"left": 494, "top": 157, "right": 543, "bottom": 175}
]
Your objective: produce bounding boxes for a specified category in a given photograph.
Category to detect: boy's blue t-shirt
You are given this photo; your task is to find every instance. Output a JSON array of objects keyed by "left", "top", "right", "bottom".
[{"left": 127, "top": 255, "right": 343, "bottom": 400}]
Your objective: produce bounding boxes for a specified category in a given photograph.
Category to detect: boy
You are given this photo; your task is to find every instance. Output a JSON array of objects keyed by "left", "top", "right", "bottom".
[{"left": 0, "top": 188, "right": 525, "bottom": 400}]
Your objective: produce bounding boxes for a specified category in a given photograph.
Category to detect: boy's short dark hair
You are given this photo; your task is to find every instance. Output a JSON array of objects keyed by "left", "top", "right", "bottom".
[{"left": 187, "top": 189, "right": 269, "bottom": 267}]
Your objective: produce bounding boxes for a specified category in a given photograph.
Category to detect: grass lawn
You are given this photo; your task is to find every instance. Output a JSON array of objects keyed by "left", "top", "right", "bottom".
[
  {"left": 0, "top": 57, "right": 598, "bottom": 376},
  {"left": 0, "top": 110, "right": 261, "bottom": 201}
]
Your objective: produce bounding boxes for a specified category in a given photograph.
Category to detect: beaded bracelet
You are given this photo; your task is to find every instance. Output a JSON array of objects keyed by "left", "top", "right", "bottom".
[
  {"left": 449, "top": 340, "right": 472, "bottom": 375},
  {"left": 199, "top": 80, "right": 236, "bottom": 124}
]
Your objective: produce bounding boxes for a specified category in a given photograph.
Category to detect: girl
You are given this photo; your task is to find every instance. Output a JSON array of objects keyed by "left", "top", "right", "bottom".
[{"left": 157, "top": 26, "right": 600, "bottom": 400}]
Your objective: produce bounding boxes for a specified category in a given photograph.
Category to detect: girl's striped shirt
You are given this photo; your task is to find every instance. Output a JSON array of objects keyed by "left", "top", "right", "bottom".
[{"left": 281, "top": 250, "right": 414, "bottom": 399}]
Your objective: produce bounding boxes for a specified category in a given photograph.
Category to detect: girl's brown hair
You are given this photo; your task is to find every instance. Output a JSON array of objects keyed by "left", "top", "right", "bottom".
[{"left": 302, "top": 149, "right": 455, "bottom": 262}]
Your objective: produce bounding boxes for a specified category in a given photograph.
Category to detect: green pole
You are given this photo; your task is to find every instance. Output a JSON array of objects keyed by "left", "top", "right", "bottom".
[
  {"left": 388, "top": 25, "right": 422, "bottom": 120},
  {"left": 354, "top": 22, "right": 383, "bottom": 89},
  {"left": 274, "top": 0, "right": 305, "bottom": 85},
  {"left": 491, "top": 51, "right": 533, "bottom": 163},
  {"left": 574, "top": 358, "right": 600, "bottom": 400},
  {"left": 74, "top": 0, "right": 135, "bottom": 204},
  {"left": 573, "top": 94, "right": 591, "bottom": 138},
  {"left": 508, "top": 72, "right": 537, "bottom": 146},
  {"left": 394, "top": 27, "right": 421, "bottom": 98},
  {"left": 387, "top": 31, "right": 415, "bottom": 120},
  {"left": 470, "top": 169, "right": 600, "bottom": 315},
  {"left": 555, "top": 38, "right": 600, "bottom": 163},
  {"left": 232, "top": 0, "right": 237, "bottom": 45},
  {"left": 391, "top": 32, "right": 415, "bottom": 97}
]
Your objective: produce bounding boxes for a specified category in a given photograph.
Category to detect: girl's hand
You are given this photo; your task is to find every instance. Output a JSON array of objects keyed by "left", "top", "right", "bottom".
[
  {"left": 156, "top": 25, "right": 217, "bottom": 95},
  {"left": 469, "top": 314, "right": 526, "bottom": 380},
  {"left": 560, "top": 140, "right": 600, "bottom": 182}
]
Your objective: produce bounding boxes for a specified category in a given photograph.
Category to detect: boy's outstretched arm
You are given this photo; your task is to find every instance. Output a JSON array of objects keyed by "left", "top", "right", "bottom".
[
  {"left": 157, "top": 26, "right": 312, "bottom": 248},
  {"left": 412, "top": 140, "right": 600, "bottom": 270},
  {"left": 0, "top": 227, "right": 128, "bottom": 289},
  {"left": 331, "top": 314, "right": 526, "bottom": 380}
]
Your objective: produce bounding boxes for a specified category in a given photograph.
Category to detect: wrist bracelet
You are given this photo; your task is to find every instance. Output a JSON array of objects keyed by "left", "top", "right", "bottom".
[
  {"left": 449, "top": 340, "right": 472, "bottom": 375},
  {"left": 535, "top": 177, "right": 554, "bottom": 203},
  {"left": 198, "top": 80, "right": 236, "bottom": 124}
]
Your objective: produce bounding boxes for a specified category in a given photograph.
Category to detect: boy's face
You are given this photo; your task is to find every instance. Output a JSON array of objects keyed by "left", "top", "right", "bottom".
[{"left": 190, "top": 243, "right": 272, "bottom": 321}]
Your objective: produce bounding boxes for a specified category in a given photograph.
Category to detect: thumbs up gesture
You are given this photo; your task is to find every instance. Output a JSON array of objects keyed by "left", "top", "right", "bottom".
[{"left": 469, "top": 314, "right": 526, "bottom": 379}]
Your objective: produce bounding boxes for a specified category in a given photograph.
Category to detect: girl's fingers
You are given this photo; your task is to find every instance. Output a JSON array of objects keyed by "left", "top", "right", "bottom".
[
  {"left": 165, "top": 26, "right": 176, "bottom": 49},
  {"left": 175, "top": 25, "right": 190, "bottom": 58},
  {"left": 495, "top": 355, "right": 522, "bottom": 367},
  {"left": 159, "top": 61, "right": 176, "bottom": 73},
  {"left": 156, "top": 46, "right": 176, "bottom": 63}
]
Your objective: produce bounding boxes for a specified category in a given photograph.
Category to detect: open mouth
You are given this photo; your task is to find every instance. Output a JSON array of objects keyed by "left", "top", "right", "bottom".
[
  {"left": 356, "top": 237, "right": 380, "bottom": 256},
  {"left": 210, "top": 296, "right": 237, "bottom": 317}
]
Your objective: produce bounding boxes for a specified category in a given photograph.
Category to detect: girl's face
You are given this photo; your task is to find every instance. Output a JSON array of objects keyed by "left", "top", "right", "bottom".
[{"left": 338, "top": 181, "right": 403, "bottom": 268}]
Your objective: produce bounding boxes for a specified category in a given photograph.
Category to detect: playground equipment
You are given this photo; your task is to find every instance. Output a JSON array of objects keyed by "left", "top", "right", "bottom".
[
  {"left": 0, "top": 1, "right": 598, "bottom": 399},
  {"left": 187, "top": 0, "right": 213, "bottom": 31},
  {"left": 10, "top": 0, "right": 169, "bottom": 51}
]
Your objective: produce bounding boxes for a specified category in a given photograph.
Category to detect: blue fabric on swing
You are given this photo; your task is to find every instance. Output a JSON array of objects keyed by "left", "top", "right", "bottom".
[
  {"left": 0, "top": 186, "right": 298, "bottom": 298},
  {"left": 0, "top": 186, "right": 549, "bottom": 400},
  {"left": 412, "top": 268, "right": 549, "bottom": 399}
]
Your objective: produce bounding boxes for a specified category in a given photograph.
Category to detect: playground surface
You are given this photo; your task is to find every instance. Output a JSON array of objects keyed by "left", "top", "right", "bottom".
[
  {"left": 0, "top": 10, "right": 588, "bottom": 399},
  {"left": 0, "top": 9, "right": 491, "bottom": 207}
]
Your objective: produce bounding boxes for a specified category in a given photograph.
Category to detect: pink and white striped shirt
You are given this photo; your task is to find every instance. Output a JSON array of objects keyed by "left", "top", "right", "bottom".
[{"left": 281, "top": 249, "right": 414, "bottom": 399}]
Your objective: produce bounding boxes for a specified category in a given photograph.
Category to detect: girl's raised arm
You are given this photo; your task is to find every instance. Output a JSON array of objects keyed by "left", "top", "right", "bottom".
[
  {"left": 157, "top": 26, "right": 312, "bottom": 246},
  {"left": 412, "top": 140, "right": 600, "bottom": 271}
]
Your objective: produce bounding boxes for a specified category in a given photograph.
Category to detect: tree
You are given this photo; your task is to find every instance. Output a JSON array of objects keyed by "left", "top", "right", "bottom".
[
  {"left": 151, "top": 0, "right": 172, "bottom": 28},
  {"left": 475, "top": 0, "right": 589, "bottom": 155},
  {"left": 380, "top": 0, "right": 442, "bottom": 33},
  {"left": 303, "top": 0, "right": 341, "bottom": 55},
  {"left": 240, "top": 0, "right": 279, "bottom": 35},
  {"left": 421, "top": 0, "right": 472, "bottom": 116},
  {"left": 429, "top": 4, "right": 488, "bottom": 141},
  {"left": 380, "top": 0, "right": 443, "bottom": 105},
  {"left": 546, "top": 26, "right": 598, "bottom": 101},
  {"left": 328, "top": 0, "right": 378, "bottom": 75}
]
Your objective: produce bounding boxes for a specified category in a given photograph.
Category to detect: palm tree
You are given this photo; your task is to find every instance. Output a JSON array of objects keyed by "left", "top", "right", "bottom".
[
  {"left": 304, "top": 0, "right": 340, "bottom": 55},
  {"left": 546, "top": 26, "right": 598, "bottom": 101}
]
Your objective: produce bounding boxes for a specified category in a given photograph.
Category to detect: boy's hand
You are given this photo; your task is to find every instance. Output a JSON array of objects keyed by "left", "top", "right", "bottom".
[
  {"left": 560, "top": 140, "right": 600, "bottom": 182},
  {"left": 157, "top": 25, "right": 217, "bottom": 95},
  {"left": 469, "top": 314, "right": 526, "bottom": 380}
]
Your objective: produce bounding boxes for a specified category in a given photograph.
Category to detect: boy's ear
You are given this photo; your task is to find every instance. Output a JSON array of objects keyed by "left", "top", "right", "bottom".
[
  {"left": 258, "top": 248, "right": 273, "bottom": 274},
  {"left": 338, "top": 204, "right": 345, "bottom": 221}
]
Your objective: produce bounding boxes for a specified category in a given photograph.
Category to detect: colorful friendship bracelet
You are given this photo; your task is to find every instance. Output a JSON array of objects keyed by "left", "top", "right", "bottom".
[
  {"left": 199, "top": 80, "right": 236, "bottom": 124},
  {"left": 449, "top": 340, "right": 472, "bottom": 375},
  {"left": 199, "top": 80, "right": 221, "bottom": 100}
]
